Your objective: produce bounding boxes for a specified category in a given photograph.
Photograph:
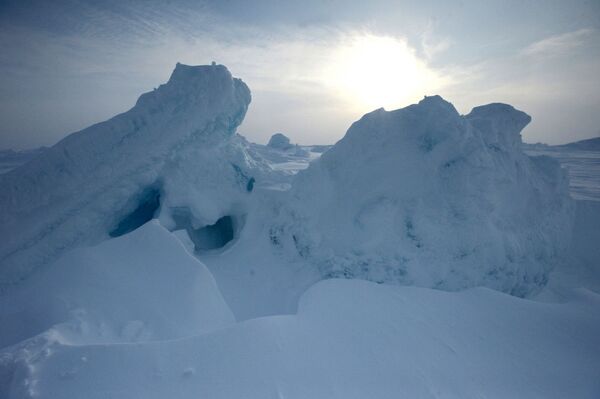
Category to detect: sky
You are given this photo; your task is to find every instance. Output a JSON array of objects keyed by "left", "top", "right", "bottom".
[{"left": 0, "top": 0, "right": 599, "bottom": 149}]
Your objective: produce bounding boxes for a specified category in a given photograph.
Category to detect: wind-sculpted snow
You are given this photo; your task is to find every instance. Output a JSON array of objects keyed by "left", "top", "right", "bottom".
[
  {"left": 3, "top": 279, "right": 599, "bottom": 399},
  {"left": 282, "top": 96, "right": 574, "bottom": 297},
  {"left": 0, "top": 222, "right": 234, "bottom": 349},
  {"left": 0, "top": 63, "right": 254, "bottom": 286}
]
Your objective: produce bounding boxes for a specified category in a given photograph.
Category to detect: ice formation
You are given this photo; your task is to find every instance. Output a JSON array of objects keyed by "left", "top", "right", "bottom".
[
  {"left": 0, "top": 65, "right": 576, "bottom": 305},
  {"left": 1, "top": 63, "right": 598, "bottom": 398},
  {"left": 279, "top": 96, "right": 574, "bottom": 297},
  {"left": 267, "top": 132, "right": 293, "bottom": 150},
  {"left": 0, "top": 63, "right": 256, "bottom": 286}
]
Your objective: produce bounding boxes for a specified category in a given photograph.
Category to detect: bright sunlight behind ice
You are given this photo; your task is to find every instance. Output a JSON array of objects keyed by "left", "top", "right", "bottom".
[{"left": 324, "top": 34, "right": 448, "bottom": 111}]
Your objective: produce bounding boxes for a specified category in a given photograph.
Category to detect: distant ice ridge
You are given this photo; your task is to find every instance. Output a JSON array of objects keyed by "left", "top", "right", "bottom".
[
  {"left": 0, "top": 63, "right": 260, "bottom": 286},
  {"left": 276, "top": 96, "right": 574, "bottom": 297},
  {"left": 267, "top": 132, "right": 293, "bottom": 150}
]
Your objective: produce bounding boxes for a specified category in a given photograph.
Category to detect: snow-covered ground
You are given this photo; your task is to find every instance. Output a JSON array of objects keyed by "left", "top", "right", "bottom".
[
  {"left": 1, "top": 64, "right": 599, "bottom": 398},
  {"left": 524, "top": 144, "right": 600, "bottom": 202},
  {"left": 2, "top": 220, "right": 599, "bottom": 399}
]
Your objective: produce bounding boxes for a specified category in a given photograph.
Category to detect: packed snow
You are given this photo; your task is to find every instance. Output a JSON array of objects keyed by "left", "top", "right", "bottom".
[
  {"left": 4, "top": 278, "right": 600, "bottom": 399},
  {"left": 1, "top": 63, "right": 599, "bottom": 398},
  {"left": 0, "top": 221, "right": 233, "bottom": 349}
]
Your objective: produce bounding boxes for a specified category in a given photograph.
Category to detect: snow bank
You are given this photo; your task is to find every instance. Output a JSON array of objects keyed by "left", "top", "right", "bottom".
[
  {"left": 0, "top": 221, "right": 234, "bottom": 349},
  {"left": 3, "top": 279, "right": 598, "bottom": 398},
  {"left": 0, "top": 63, "right": 255, "bottom": 286},
  {"left": 539, "top": 199, "right": 600, "bottom": 300},
  {"left": 280, "top": 96, "right": 573, "bottom": 297}
]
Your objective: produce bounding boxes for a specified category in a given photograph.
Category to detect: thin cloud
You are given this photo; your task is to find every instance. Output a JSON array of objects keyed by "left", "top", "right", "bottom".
[
  {"left": 521, "top": 28, "right": 595, "bottom": 58},
  {"left": 1, "top": 1, "right": 599, "bottom": 148},
  {"left": 420, "top": 21, "right": 453, "bottom": 61}
]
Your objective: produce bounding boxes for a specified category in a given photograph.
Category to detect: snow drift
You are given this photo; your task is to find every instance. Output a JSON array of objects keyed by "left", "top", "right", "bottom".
[
  {"left": 3, "top": 279, "right": 599, "bottom": 399},
  {"left": 0, "top": 222, "right": 234, "bottom": 349},
  {"left": 279, "top": 96, "right": 574, "bottom": 297}
]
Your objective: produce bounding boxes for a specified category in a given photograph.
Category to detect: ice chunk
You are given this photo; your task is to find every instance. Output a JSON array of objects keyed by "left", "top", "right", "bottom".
[
  {"left": 0, "top": 64, "right": 253, "bottom": 286},
  {"left": 267, "top": 133, "right": 293, "bottom": 150},
  {"left": 282, "top": 95, "right": 573, "bottom": 297}
]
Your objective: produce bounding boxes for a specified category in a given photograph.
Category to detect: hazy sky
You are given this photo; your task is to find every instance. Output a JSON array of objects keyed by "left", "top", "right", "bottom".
[{"left": 1, "top": 0, "right": 599, "bottom": 149}]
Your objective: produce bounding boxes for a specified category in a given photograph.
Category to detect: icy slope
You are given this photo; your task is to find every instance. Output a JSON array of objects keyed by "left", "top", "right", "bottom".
[
  {"left": 3, "top": 279, "right": 599, "bottom": 399},
  {"left": 278, "top": 97, "right": 573, "bottom": 297},
  {"left": 0, "top": 63, "right": 254, "bottom": 286}
]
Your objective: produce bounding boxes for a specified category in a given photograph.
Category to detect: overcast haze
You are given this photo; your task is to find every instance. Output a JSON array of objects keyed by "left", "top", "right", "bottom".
[{"left": 1, "top": 0, "right": 599, "bottom": 149}]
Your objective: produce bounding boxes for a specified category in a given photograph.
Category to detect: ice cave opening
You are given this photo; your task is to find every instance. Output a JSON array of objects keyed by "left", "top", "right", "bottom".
[
  {"left": 188, "top": 215, "right": 236, "bottom": 251},
  {"left": 109, "top": 187, "right": 161, "bottom": 238},
  {"left": 170, "top": 207, "right": 240, "bottom": 252}
]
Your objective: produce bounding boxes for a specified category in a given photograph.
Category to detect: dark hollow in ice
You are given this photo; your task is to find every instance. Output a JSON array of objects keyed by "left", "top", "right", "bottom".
[
  {"left": 170, "top": 207, "right": 240, "bottom": 252},
  {"left": 109, "top": 187, "right": 161, "bottom": 237},
  {"left": 188, "top": 215, "right": 235, "bottom": 251}
]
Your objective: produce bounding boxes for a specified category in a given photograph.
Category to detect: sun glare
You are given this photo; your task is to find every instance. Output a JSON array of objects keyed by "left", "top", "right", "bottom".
[{"left": 324, "top": 34, "right": 446, "bottom": 111}]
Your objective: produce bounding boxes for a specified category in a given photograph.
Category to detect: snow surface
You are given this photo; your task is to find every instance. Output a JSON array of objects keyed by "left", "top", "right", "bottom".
[
  {"left": 3, "top": 277, "right": 599, "bottom": 398},
  {"left": 1, "top": 64, "right": 599, "bottom": 398},
  {"left": 524, "top": 145, "right": 600, "bottom": 202},
  {"left": 0, "top": 221, "right": 233, "bottom": 349},
  {"left": 538, "top": 199, "right": 600, "bottom": 301}
]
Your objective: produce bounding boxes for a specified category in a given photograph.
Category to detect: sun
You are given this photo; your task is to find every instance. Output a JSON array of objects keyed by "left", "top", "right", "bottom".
[{"left": 324, "top": 34, "right": 446, "bottom": 111}]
